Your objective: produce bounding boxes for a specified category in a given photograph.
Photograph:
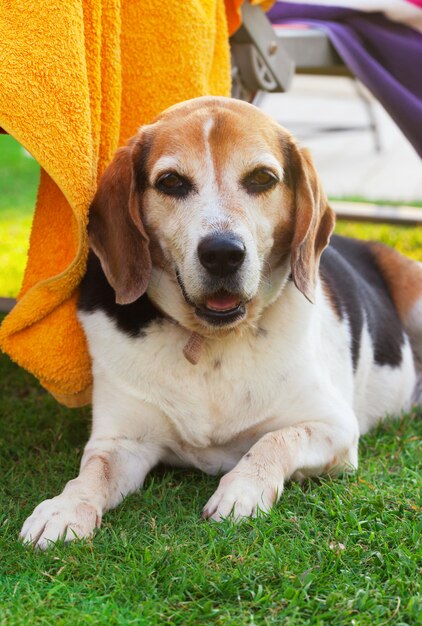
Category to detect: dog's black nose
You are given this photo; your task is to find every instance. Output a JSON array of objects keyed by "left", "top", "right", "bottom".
[{"left": 197, "top": 234, "right": 246, "bottom": 277}]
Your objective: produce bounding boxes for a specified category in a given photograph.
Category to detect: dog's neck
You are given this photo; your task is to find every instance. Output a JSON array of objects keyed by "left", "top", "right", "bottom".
[{"left": 147, "top": 261, "right": 294, "bottom": 365}]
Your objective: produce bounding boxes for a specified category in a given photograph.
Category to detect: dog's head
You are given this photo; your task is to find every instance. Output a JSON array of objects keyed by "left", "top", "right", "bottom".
[{"left": 88, "top": 96, "right": 334, "bottom": 335}]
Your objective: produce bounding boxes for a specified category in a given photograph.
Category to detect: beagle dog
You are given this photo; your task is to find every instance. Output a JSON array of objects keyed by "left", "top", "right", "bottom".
[{"left": 21, "top": 96, "right": 422, "bottom": 549}]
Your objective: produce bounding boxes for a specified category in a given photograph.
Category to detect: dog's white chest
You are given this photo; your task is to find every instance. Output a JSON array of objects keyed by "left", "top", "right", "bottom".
[
  {"left": 81, "top": 311, "right": 290, "bottom": 449},
  {"left": 132, "top": 326, "right": 287, "bottom": 447}
]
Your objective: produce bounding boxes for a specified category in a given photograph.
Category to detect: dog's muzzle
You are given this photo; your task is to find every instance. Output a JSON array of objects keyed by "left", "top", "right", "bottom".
[
  {"left": 187, "top": 233, "right": 246, "bottom": 325},
  {"left": 176, "top": 234, "right": 248, "bottom": 326}
]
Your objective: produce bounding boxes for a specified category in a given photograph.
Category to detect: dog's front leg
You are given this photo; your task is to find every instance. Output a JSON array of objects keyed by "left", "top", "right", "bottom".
[
  {"left": 203, "top": 415, "right": 359, "bottom": 522},
  {"left": 20, "top": 436, "right": 162, "bottom": 549}
]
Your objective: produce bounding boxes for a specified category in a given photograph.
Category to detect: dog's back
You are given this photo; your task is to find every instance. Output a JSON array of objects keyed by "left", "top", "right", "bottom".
[{"left": 321, "top": 235, "right": 422, "bottom": 418}]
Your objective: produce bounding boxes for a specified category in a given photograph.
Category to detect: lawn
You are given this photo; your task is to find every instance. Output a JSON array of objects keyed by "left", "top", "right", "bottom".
[
  {"left": 0, "top": 136, "right": 39, "bottom": 297},
  {"left": 0, "top": 341, "right": 421, "bottom": 625},
  {"left": 0, "top": 136, "right": 421, "bottom": 624}
]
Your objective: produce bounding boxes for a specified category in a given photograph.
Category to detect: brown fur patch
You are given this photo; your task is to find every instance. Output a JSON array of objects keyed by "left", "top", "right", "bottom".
[
  {"left": 286, "top": 144, "right": 336, "bottom": 302},
  {"left": 321, "top": 276, "right": 342, "bottom": 320},
  {"left": 146, "top": 230, "right": 168, "bottom": 270},
  {"left": 323, "top": 456, "right": 338, "bottom": 473},
  {"left": 88, "top": 137, "right": 152, "bottom": 305},
  {"left": 88, "top": 454, "right": 111, "bottom": 482},
  {"left": 268, "top": 202, "right": 296, "bottom": 269},
  {"left": 369, "top": 242, "right": 422, "bottom": 320}
]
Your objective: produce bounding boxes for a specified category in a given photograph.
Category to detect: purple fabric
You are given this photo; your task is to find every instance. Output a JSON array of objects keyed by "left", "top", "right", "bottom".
[{"left": 268, "top": 3, "right": 422, "bottom": 157}]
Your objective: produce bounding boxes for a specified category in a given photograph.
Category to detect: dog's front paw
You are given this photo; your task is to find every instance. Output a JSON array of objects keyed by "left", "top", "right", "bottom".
[
  {"left": 20, "top": 496, "right": 101, "bottom": 550},
  {"left": 202, "top": 471, "right": 282, "bottom": 522}
]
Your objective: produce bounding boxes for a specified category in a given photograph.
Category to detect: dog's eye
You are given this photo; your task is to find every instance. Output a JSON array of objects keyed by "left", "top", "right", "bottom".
[
  {"left": 243, "top": 169, "right": 278, "bottom": 194},
  {"left": 155, "top": 172, "right": 192, "bottom": 197}
]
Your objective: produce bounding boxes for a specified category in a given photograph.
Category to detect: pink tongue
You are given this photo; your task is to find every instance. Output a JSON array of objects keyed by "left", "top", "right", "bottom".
[{"left": 206, "top": 294, "right": 240, "bottom": 312}]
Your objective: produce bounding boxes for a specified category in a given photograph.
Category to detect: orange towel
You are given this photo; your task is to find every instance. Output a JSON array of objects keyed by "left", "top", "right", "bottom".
[{"left": 0, "top": 0, "right": 269, "bottom": 407}]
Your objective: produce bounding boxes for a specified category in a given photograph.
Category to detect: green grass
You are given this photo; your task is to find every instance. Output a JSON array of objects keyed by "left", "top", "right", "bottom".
[
  {"left": 0, "top": 135, "right": 39, "bottom": 297},
  {"left": 335, "top": 222, "right": 422, "bottom": 262},
  {"left": 0, "top": 136, "right": 421, "bottom": 624},
  {"left": 0, "top": 349, "right": 421, "bottom": 625},
  {"left": 330, "top": 195, "right": 422, "bottom": 209}
]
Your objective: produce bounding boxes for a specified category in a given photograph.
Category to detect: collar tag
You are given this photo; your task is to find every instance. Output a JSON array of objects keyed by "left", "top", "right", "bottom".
[{"left": 183, "top": 332, "right": 204, "bottom": 365}]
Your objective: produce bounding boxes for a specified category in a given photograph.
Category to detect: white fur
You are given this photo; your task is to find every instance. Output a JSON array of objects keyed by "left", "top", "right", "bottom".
[
  {"left": 245, "top": 153, "right": 284, "bottom": 180},
  {"left": 151, "top": 156, "right": 183, "bottom": 180}
]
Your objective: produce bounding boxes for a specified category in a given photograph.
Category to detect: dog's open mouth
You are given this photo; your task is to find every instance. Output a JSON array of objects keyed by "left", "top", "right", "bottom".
[
  {"left": 195, "top": 291, "right": 246, "bottom": 325},
  {"left": 175, "top": 270, "right": 246, "bottom": 326}
]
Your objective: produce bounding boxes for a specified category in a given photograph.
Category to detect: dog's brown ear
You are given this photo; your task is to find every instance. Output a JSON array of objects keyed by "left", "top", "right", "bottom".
[
  {"left": 88, "top": 136, "right": 152, "bottom": 305},
  {"left": 288, "top": 144, "right": 335, "bottom": 303}
]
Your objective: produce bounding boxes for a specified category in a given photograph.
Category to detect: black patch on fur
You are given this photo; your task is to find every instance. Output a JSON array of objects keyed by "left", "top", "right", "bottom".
[
  {"left": 320, "top": 235, "right": 404, "bottom": 369},
  {"left": 78, "top": 251, "right": 162, "bottom": 337}
]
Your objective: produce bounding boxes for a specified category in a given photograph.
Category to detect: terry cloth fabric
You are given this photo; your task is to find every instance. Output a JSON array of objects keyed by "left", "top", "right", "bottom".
[
  {"left": 268, "top": 1, "right": 422, "bottom": 158},
  {"left": 0, "top": 0, "right": 243, "bottom": 408}
]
